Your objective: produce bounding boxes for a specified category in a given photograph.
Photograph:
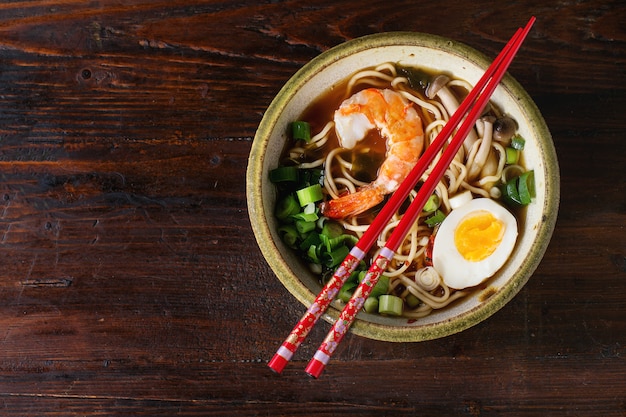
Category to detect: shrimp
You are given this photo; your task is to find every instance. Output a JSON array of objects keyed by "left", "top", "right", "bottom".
[{"left": 320, "top": 88, "right": 424, "bottom": 219}]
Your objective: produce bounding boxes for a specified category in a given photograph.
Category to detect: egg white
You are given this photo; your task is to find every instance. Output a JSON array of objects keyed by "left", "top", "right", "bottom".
[{"left": 432, "top": 198, "right": 518, "bottom": 290}]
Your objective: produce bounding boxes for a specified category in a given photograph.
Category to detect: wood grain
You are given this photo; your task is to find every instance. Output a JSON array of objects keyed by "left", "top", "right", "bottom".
[{"left": 0, "top": 0, "right": 625, "bottom": 415}]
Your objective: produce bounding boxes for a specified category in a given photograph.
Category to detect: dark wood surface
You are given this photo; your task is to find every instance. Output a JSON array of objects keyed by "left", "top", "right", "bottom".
[{"left": 1, "top": 1, "right": 624, "bottom": 415}]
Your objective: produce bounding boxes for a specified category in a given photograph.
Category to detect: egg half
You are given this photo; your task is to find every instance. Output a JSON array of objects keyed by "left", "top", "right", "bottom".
[{"left": 432, "top": 198, "right": 518, "bottom": 290}]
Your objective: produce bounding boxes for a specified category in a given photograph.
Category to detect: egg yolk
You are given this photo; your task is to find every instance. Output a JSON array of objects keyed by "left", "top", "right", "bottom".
[{"left": 454, "top": 211, "right": 505, "bottom": 262}]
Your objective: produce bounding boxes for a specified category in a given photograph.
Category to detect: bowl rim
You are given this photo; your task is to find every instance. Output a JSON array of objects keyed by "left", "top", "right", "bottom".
[{"left": 247, "top": 31, "right": 559, "bottom": 342}]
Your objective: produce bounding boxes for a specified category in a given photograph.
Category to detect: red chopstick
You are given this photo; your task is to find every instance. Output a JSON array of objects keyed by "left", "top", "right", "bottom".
[{"left": 269, "top": 16, "right": 536, "bottom": 376}]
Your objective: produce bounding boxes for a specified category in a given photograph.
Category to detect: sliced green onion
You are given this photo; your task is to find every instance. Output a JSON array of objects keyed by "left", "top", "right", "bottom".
[
  {"left": 295, "top": 219, "right": 316, "bottom": 235},
  {"left": 275, "top": 194, "right": 300, "bottom": 220},
  {"left": 425, "top": 210, "right": 446, "bottom": 227},
  {"left": 291, "top": 121, "right": 311, "bottom": 142},
  {"left": 303, "top": 202, "right": 317, "bottom": 215},
  {"left": 511, "top": 135, "right": 526, "bottom": 150},
  {"left": 301, "top": 168, "right": 323, "bottom": 186},
  {"left": 323, "top": 245, "right": 349, "bottom": 268},
  {"left": 277, "top": 225, "right": 298, "bottom": 248},
  {"left": 517, "top": 170, "right": 535, "bottom": 204},
  {"left": 405, "top": 293, "right": 421, "bottom": 308},
  {"left": 291, "top": 212, "right": 318, "bottom": 222},
  {"left": 505, "top": 147, "right": 519, "bottom": 165},
  {"left": 368, "top": 275, "right": 389, "bottom": 299},
  {"left": 363, "top": 297, "right": 379, "bottom": 313},
  {"left": 321, "top": 221, "right": 343, "bottom": 239},
  {"left": 307, "top": 244, "right": 321, "bottom": 263},
  {"left": 378, "top": 294, "right": 403, "bottom": 316},
  {"left": 500, "top": 170, "right": 535, "bottom": 207},
  {"left": 422, "top": 194, "right": 440, "bottom": 213},
  {"left": 269, "top": 166, "right": 298, "bottom": 183},
  {"left": 296, "top": 184, "right": 323, "bottom": 207},
  {"left": 338, "top": 281, "right": 357, "bottom": 303},
  {"left": 299, "top": 232, "right": 321, "bottom": 251},
  {"left": 502, "top": 177, "right": 523, "bottom": 207}
]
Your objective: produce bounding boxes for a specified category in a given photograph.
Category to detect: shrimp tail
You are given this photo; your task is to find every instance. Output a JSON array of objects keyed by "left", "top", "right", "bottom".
[{"left": 320, "top": 185, "right": 385, "bottom": 219}]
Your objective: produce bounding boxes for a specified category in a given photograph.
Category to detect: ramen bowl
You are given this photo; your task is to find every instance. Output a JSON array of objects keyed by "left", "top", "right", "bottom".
[{"left": 246, "top": 32, "right": 559, "bottom": 342}]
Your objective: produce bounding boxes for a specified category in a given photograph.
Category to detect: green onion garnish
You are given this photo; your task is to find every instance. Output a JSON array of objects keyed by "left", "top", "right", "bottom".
[
  {"left": 425, "top": 210, "right": 446, "bottom": 227},
  {"left": 500, "top": 170, "right": 535, "bottom": 207},
  {"left": 296, "top": 184, "right": 323, "bottom": 207},
  {"left": 422, "top": 194, "right": 440, "bottom": 213},
  {"left": 517, "top": 170, "right": 535, "bottom": 204},
  {"left": 269, "top": 166, "right": 298, "bottom": 183},
  {"left": 511, "top": 135, "right": 526, "bottom": 150},
  {"left": 275, "top": 194, "right": 300, "bottom": 220},
  {"left": 378, "top": 295, "right": 403, "bottom": 316},
  {"left": 363, "top": 297, "right": 379, "bottom": 313},
  {"left": 505, "top": 147, "right": 519, "bottom": 165},
  {"left": 291, "top": 121, "right": 311, "bottom": 142}
]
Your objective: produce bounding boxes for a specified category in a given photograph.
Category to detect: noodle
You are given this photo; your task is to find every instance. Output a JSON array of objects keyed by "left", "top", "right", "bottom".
[{"left": 279, "top": 62, "right": 523, "bottom": 319}]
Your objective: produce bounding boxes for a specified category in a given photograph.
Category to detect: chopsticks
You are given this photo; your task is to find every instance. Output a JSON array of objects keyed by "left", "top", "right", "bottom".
[{"left": 269, "top": 16, "right": 536, "bottom": 378}]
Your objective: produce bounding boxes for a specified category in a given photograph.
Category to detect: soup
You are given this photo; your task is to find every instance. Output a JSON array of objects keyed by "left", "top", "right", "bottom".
[{"left": 269, "top": 62, "right": 534, "bottom": 319}]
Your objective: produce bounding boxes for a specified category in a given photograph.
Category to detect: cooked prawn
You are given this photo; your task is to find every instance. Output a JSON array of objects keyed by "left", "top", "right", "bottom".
[{"left": 321, "top": 88, "right": 424, "bottom": 219}]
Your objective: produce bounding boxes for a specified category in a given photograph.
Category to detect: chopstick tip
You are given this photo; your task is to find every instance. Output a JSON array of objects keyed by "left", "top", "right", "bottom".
[{"left": 268, "top": 353, "right": 289, "bottom": 374}]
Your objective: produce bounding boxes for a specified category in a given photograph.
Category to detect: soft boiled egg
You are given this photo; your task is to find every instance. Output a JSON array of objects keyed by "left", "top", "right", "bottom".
[{"left": 432, "top": 198, "right": 518, "bottom": 290}]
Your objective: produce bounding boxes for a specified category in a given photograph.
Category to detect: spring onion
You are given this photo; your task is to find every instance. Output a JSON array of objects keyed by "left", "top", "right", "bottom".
[
  {"left": 277, "top": 225, "right": 298, "bottom": 248},
  {"left": 368, "top": 275, "right": 390, "bottom": 299},
  {"left": 422, "top": 194, "right": 440, "bottom": 213},
  {"left": 269, "top": 166, "right": 298, "bottom": 183},
  {"left": 517, "top": 170, "right": 536, "bottom": 204},
  {"left": 295, "top": 219, "right": 316, "bottom": 235},
  {"left": 275, "top": 194, "right": 300, "bottom": 220},
  {"left": 363, "top": 297, "right": 379, "bottom": 313},
  {"left": 323, "top": 245, "right": 350, "bottom": 268},
  {"left": 405, "top": 293, "right": 421, "bottom": 308},
  {"left": 321, "top": 221, "right": 343, "bottom": 239},
  {"left": 292, "top": 212, "right": 318, "bottom": 222},
  {"left": 307, "top": 244, "right": 321, "bottom": 263},
  {"left": 511, "top": 135, "right": 526, "bottom": 150},
  {"left": 425, "top": 210, "right": 446, "bottom": 227},
  {"left": 505, "top": 147, "right": 519, "bottom": 165},
  {"left": 378, "top": 295, "right": 404, "bottom": 316},
  {"left": 299, "top": 232, "right": 321, "bottom": 252},
  {"left": 500, "top": 170, "right": 535, "bottom": 207},
  {"left": 338, "top": 280, "right": 357, "bottom": 303},
  {"left": 296, "top": 184, "right": 323, "bottom": 207},
  {"left": 291, "top": 121, "right": 311, "bottom": 142}
]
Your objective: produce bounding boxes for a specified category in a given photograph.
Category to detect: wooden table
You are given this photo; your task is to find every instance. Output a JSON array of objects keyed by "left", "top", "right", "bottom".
[{"left": 1, "top": 1, "right": 624, "bottom": 415}]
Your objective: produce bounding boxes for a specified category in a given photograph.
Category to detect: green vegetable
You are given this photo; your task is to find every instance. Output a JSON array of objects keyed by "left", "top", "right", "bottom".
[
  {"left": 338, "top": 281, "right": 357, "bottom": 303},
  {"left": 511, "top": 135, "right": 526, "bottom": 150},
  {"left": 425, "top": 210, "right": 446, "bottom": 227},
  {"left": 378, "top": 295, "right": 403, "bottom": 316},
  {"left": 277, "top": 225, "right": 298, "bottom": 248},
  {"left": 505, "top": 147, "right": 519, "bottom": 165},
  {"left": 368, "top": 275, "right": 389, "bottom": 299},
  {"left": 322, "top": 245, "right": 349, "bottom": 268},
  {"left": 422, "top": 194, "right": 440, "bottom": 213},
  {"left": 363, "top": 297, "right": 379, "bottom": 313},
  {"left": 291, "top": 121, "right": 311, "bottom": 142},
  {"left": 291, "top": 212, "right": 318, "bottom": 222},
  {"left": 269, "top": 166, "right": 298, "bottom": 183},
  {"left": 296, "top": 184, "right": 323, "bottom": 206},
  {"left": 275, "top": 194, "right": 300, "bottom": 220},
  {"left": 500, "top": 170, "right": 535, "bottom": 207},
  {"left": 299, "top": 232, "right": 321, "bottom": 252},
  {"left": 405, "top": 293, "right": 421, "bottom": 308},
  {"left": 517, "top": 170, "right": 536, "bottom": 204},
  {"left": 321, "top": 221, "right": 343, "bottom": 239},
  {"left": 295, "top": 219, "right": 316, "bottom": 235},
  {"left": 306, "top": 244, "right": 321, "bottom": 263}
]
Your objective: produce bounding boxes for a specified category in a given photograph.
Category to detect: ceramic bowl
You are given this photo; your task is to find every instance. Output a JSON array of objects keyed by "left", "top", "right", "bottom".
[{"left": 247, "top": 32, "right": 559, "bottom": 342}]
